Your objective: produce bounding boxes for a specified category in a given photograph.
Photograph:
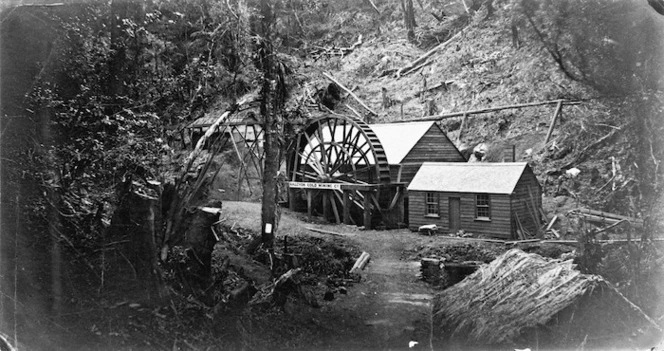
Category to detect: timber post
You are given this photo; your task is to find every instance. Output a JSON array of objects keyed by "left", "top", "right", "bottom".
[
  {"left": 363, "top": 190, "right": 372, "bottom": 229},
  {"left": 343, "top": 190, "right": 351, "bottom": 225},
  {"left": 306, "top": 190, "right": 313, "bottom": 218}
]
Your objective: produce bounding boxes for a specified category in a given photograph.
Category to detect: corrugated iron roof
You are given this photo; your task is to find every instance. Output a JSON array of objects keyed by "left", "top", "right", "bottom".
[
  {"left": 369, "top": 121, "right": 435, "bottom": 164},
  {"left": 407, "top": 162, "right": 531, "bottom": 194}
]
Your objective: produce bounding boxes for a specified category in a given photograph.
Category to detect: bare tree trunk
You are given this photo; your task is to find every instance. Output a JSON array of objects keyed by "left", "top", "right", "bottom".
[
  {"left": 258, "top": 0, "right": 279, "bottom": 249},
  {"left": 402, "top": 0, "right": 416, "bottom": 42}
]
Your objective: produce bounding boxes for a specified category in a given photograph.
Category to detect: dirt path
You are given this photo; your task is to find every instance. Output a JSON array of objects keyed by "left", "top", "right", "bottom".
[{"left": 288, "top": 227, "right": 435, "bottom": 351}]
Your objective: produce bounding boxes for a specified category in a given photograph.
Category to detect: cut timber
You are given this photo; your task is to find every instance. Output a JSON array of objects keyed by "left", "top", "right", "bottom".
[
  {"left": 572, "top": 208, "right": 643, "bottom": 225},
  {"left": 545, "top": 215, "right": 558, "bottom": 232},
  {"left": 396, "top": 29, "right": 466, "bottom": 78},
  {"left": 570, "top": 210, "right": 644, "bottom": 228},
  {"left": 306, "top": 227, "right": 347, "bottom": 237},
  {"left": 350, "top": 252, "right": 370, "bottom": 273},
  {"left": 323, "top": 72, "right": 377, "bottom": 116},
  {"left": 359, "top": 253, "right": 371, "bottom": 270}
]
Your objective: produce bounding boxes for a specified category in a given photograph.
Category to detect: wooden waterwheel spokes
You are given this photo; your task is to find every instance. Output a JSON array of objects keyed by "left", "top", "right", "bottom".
[{"left": 292, "top": 115, "right": 391, "bottom": 185}]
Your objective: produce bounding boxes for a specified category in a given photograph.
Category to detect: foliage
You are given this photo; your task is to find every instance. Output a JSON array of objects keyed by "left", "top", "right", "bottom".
[{"left": 18, "top": 0, "right": 264, "bottom": 252}]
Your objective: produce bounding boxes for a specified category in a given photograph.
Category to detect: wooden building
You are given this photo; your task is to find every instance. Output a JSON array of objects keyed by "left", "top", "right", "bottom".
[
  {"left": 407, "top": 162, "right": 542, "bottom": 239},
  {"left": 287, "top": 117, "right": 467, "bottom": 228},
  {"left": 370, "top": 121, "right": 466, "bottom": 184}
]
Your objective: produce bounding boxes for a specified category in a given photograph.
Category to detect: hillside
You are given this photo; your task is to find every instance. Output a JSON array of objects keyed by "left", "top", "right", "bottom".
[{"left": 283, "top": 0, "right": 664, "bottom": 217}]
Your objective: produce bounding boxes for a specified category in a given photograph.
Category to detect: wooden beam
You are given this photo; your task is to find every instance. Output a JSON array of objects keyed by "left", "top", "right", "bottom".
[
  {"left": 307, "top": 190, "right": 313, "bottom": 218},
  {"left": 457, "top": 112, "right": 468, "bottom": 143},
  {"left": 323, "top": 72, "right": 377, "bottom": 116},
  {"left": 343, "top": 191, "right": 351, "bottom": 225},
  {"left": 289, "top": 188, "right": 296, "bottom": 211},
  {"left": 363, "top": 191, "right": 372, "bottom": 229},
  {"left": 544, "top": 100, "right": 563, "bottom": 144},
  {"left": 323, "top": 192, "right": 331, "bottom": 221},
  {"left": 330, "top": 193, "right": 341, "bottom": 224},
  {"left": 395, "top": 99, "right": 581, "bottom": 123}
]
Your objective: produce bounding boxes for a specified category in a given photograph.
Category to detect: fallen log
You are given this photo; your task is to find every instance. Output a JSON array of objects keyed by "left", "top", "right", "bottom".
[
  {"left": 396, "top": 28, "right": 466, "bottom": 78},
  {"left": 323, "top": 72, "right": 377, "bottom": 116}
]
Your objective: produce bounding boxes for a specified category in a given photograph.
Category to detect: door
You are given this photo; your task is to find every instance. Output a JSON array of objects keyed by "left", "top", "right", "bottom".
[{"left": 449, "top": 197, "right": 461, "bottom": 232}]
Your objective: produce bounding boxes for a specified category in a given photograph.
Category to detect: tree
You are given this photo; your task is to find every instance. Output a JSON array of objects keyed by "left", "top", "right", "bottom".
[{"left": 255, "top": 0, "right": 285, "bottom": 250}]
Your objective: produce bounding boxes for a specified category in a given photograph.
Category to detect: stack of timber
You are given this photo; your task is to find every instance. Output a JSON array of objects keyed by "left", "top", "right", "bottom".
[
  {"left": 432, "top": 249, "right": 661, "bottom": 347},
  {"left": 569, "top": 208, "right": 644, "bottom": 228}
]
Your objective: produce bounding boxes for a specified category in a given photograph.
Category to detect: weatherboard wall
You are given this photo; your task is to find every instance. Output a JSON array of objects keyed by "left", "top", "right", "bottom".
[
  {"left": 509, "top": 167, "right": 542, "bottom": 237},
  {"left": 408, "top": 191, "right": 513, "bottom": 238},
  {"left": 396, "top": 124, "right": 466, "bottom": 184}
]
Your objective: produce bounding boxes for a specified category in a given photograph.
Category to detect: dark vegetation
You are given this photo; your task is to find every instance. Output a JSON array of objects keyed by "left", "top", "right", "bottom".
[{"left": 1, "top": 0, "right": 663, "bottom": 349}]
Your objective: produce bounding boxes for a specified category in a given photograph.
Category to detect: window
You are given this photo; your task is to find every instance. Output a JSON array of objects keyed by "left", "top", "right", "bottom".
[
  {"left": 475, "top": 194, "right": 491, "bottom": 219},
  {"left": 425, "top": 192, "right": 439, "bottom": 217}
]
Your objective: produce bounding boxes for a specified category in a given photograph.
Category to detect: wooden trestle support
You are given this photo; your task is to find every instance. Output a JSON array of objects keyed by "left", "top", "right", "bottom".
[{"left": 286, "top": 115, "right": 405, "bottom": 229}]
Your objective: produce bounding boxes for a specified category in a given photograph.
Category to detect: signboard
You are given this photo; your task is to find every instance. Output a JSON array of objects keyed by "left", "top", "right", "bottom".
[{"left": 288, "top": 182, "right": 341, "bottom": 190}]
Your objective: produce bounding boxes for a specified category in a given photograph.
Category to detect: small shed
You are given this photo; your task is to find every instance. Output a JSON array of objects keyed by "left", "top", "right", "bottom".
[
  {"left": 407, "top": 162, "right": 542, "bottom": 239},
  {"left": 369, "top": 121, "right": 466, "bottom": 184}
]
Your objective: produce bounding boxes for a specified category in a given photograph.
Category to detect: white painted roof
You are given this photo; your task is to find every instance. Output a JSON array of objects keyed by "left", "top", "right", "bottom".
[
  {"left": 369, "top": 121, "right": 435, "bottom": 164},
  {"left": 407, "top": 162, "right": 531, "bottom": 194}
]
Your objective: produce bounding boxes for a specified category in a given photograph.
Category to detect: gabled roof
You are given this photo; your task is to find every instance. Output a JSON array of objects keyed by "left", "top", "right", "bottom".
[
  {"left": 407, "top": 162, "right": 532, "bottom": 194},
  {"left": 369, "top": 121, "right": 436, "bottom": 164}
]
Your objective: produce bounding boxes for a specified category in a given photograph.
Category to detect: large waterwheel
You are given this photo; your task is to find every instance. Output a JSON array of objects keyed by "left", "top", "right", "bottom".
[{"left": 287, "top": 115, "right": 403, "bottom": 228}]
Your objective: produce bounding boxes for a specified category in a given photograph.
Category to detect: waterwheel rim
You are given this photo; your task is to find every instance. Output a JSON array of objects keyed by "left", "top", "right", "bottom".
[{"left": 289, "top": 115, "right": 391, "bottom": 185}]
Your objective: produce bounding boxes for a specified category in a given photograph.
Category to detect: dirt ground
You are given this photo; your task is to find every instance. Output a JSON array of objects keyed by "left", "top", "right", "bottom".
[{"left": 11, "top": 201, "right": 662, "bottom": 351}]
